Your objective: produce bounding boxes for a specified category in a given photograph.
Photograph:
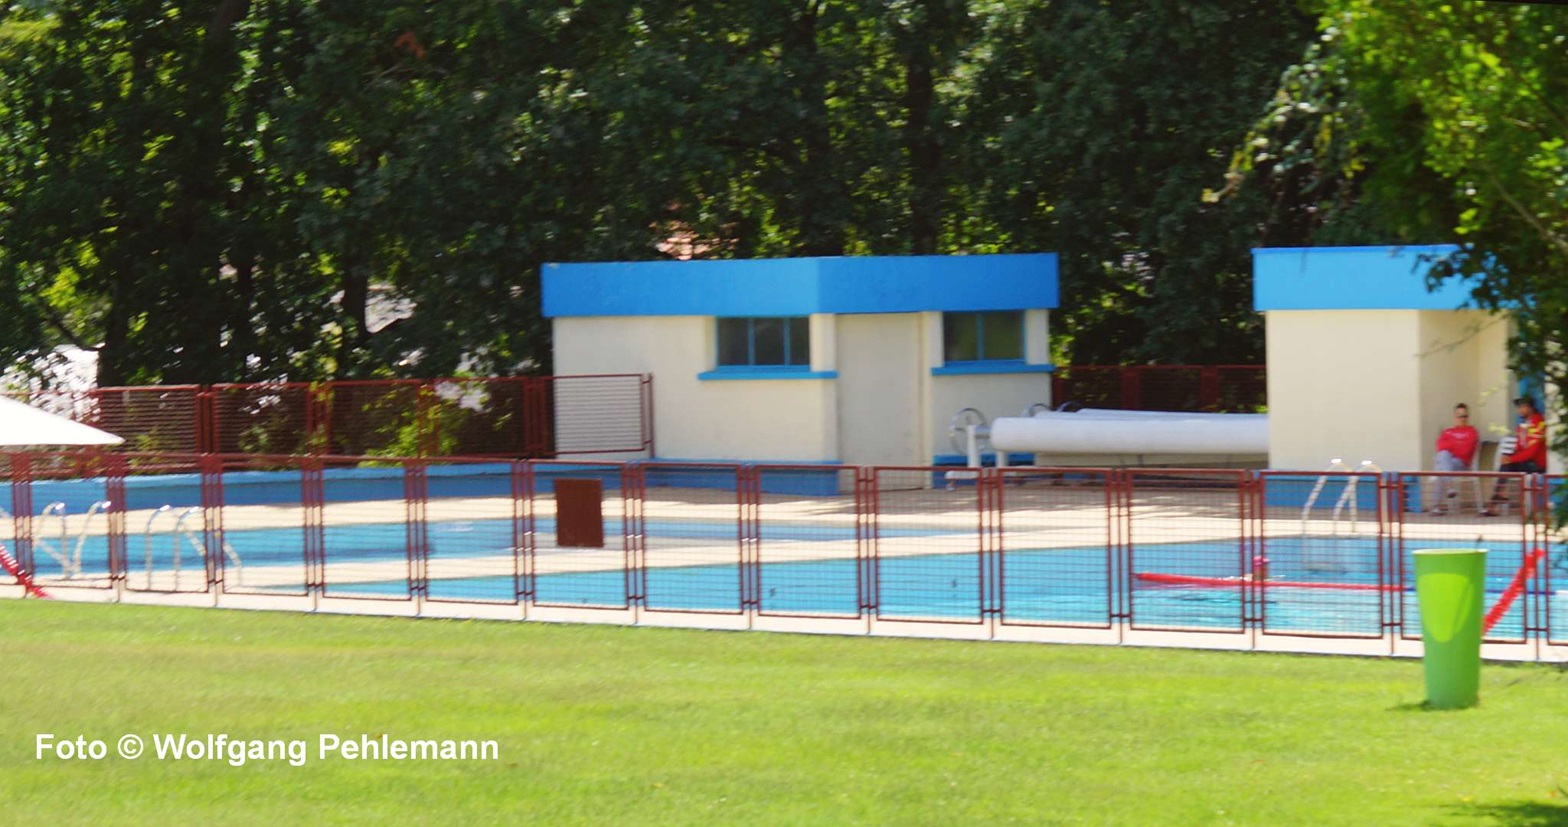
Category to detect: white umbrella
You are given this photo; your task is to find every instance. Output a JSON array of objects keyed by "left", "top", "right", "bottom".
[{"left": 0, "top": 395, "right": 124, "bottom": 447}]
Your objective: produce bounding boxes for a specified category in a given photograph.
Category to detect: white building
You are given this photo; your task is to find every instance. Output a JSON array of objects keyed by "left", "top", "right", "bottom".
[
  {"left": 1253, "top": 244, "right": 1545, "bottom": 472},
  {"left": 543, "top": 254, "right": 1059, "bottom": 466}
]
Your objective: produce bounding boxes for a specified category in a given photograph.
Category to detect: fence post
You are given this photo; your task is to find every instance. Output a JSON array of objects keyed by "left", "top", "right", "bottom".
[
  {"left": 1383, "top": 474, "right": 1405, "bottom": 647},
  {"left": 403, "top": 458, "right": 429, "bottom": 604},
  {"left": 513, "top": 460, "right": 534, "bottom": 609},
  {"left": 621, "top": 463, "right": 646, "bottom": 612},
  {"left": 303, "top": 457, "right": 325, "bottom": 599},
  {"left": 200, "top": 454, "right": 225, "bottom": 595},
  {"left": 417, "top": 382, "right": 439, "bottom": 457},
  {"left": 10, "top": 453, "right": 33, "bottom": 579},
  {"left": 1109, "top": 469, "right": 1132, "bottom": 636},
  {"left": 104, "top": 453, "right": 128, "bottom": 592},
  {"left": 979, "top": 469, "right": 1003, "bottom": 628},
  {"left": 855, "top": 467, "right": 878, "bottom": 620},
  {"left": 739, "top": 465, "right": 761, "bottom": 614},
  {"left": 196, "top": 389, "right": 215, "bottom": 454},
  {"left": 642, "top": 374, "right": 656, "bottom": 457},
  {"left": 1121, "top": 369, "right": 1142, "bottom": 410},
  {"left": 1199, "top": 367, "right": 1220, "bottom": 411}
]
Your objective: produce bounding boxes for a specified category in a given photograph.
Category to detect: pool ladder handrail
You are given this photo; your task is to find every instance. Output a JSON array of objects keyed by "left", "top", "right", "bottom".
[
  {"left": 1330, "top": 460, "right": 1381, "bottom": 536},
  {"left": 144, "top": 506, "right": 244, "bottom": 590},
  {"left": 69, "top": 501, "right": 112, "bottom": 579},
  {"left": 0, "top": 502, "right": 112, "bottom": 580},
  {"left": 36, "top": 502, "right": 70, "bottom": 577},
  {"left": 1299, "top": 459, "right": 1353, "bottom": 535},
  {"left": 143, "top": 505, "right": 175, "bottom": 588}
]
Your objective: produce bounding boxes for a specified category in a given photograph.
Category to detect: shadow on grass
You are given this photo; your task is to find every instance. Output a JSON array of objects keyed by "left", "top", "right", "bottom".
[
  {"left": 1387, "top": 701, "right": 1478, "bottom": 713},
  {"left": 1447, "top": 800, "right": 1568, "bottom": 826}
]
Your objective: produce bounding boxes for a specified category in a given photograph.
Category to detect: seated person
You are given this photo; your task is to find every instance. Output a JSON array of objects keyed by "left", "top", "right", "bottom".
[
  {"left": 1482, "top": 396, "right": 1547, "bottom": 516},
  {"left": 1430, "top": 403, "right": 1479, "bottom": 515}
]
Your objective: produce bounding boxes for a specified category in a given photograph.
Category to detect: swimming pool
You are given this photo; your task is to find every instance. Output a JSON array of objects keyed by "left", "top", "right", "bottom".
[{"left": 20, "top": 515, "right": 1564, "bottom": 640}]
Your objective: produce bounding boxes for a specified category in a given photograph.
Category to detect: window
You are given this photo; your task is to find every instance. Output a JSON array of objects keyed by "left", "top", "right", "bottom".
[
  {"left": 943, "top": 311, "right": 1023, "bottom": 362},
  {"left": 717, "top": 317, "right": 811, "bottom": 367}
]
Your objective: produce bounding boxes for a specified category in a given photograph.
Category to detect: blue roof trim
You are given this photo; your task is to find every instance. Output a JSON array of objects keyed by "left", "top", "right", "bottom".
[
  {"left": 1252, "top": 244, "right": 1480, "bottom": 311},
  {"left": 930, "top": 361, "right": 1056, "bottom": 376},
  {"left": 696, "top": 369, "right": 838, "bottom": 382},
  {"left": 542, "top": 253, "right": 1058, "bottom": 317}
]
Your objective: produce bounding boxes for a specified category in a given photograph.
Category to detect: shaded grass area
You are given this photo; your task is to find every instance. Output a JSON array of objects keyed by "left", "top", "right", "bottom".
[{"left": 1, "top": 600, "right": 1567, "bottom": 826}]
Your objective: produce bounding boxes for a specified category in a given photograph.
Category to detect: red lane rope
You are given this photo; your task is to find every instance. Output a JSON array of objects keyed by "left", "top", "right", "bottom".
[
  {"left": 1482, "top": 548, "right": 1546, "bottom": 634},
  {"left": 0, "top": 541, "right": 51, "bottom": 599},
  {"left": 1133, "top": 572, "right": 1400, "bottom": 592}
]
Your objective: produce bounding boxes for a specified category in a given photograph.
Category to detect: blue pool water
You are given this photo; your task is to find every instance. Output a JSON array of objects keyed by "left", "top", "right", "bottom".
[{"left": 21, "top": 517, "right": 1565, "bottom": 639}]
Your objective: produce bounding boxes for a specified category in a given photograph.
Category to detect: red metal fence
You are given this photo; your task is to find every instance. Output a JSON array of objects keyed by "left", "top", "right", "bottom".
[
  {"left": 1052, "top": 365, "right": 1266, "bottom": 412},
  {"left": 2, "top": 454, "right": 1560, "bottom": 657},
  {"left": 4, "top": 375, "right": 654, "bottom": 459}
]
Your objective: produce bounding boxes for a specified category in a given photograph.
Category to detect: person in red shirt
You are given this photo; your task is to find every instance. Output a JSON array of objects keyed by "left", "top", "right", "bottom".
[
  {"left": 1482, "top": 396, "right": 1548, "bottom": 516},
  {"left": 1430, "top": 403, "right": 1479, "bottom": 515}
]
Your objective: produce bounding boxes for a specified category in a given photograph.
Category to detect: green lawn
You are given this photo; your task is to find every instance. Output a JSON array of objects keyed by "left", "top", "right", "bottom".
[{"left": 2, "top": 601, "right": 1565, "bottom": 826}]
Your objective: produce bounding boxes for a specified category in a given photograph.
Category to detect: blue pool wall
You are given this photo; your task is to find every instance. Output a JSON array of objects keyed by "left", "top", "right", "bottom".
[{"left": 0, "top": 462, "right": 848, "bottom": 513}]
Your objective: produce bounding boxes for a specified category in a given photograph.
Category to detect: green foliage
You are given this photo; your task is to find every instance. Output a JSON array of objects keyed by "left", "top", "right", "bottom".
[
  {"left": 0, "top": 1, "right": 1323, "bottom": 383},
  {"left": 1230, "top": 0, "right": 1568, "bottom": 513}
]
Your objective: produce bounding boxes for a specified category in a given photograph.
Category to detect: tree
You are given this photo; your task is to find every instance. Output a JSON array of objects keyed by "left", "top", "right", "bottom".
[
  {"left": 958, "top": 0, "right": 1315, "bottom": 364},
  {"left": 1228, "top": 0, "right": 1568, "bottom": 492}
]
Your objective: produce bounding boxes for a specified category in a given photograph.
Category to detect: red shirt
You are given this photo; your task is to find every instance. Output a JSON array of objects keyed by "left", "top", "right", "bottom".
[
  {"left": 1436, "top": 425, "right": 1480, "bottom": 466},
  {"left": 1507, "top": 413, "right": 1547, "bottom": 466}
]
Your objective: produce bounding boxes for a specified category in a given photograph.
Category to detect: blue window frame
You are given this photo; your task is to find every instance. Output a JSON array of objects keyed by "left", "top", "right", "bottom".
[
  {"left": 943, "top": 311, "right": 1023, "bottom": 362},
  {"left": 716, "top": 317, "right": 811, "bottom": 368}
]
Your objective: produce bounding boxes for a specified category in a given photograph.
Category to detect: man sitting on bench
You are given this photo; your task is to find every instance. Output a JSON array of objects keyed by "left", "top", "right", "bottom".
[
  {"left": 1430, "top": 402, "right": 1479, "bottom": 515},
  {"left": 1482, "top": 396, "right": 1547, "bottom": 517}
]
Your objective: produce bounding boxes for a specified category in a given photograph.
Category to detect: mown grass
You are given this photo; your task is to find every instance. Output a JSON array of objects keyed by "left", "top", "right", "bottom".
[{"left": 1, "top": 600, "right": 1565, "bottom": 826}]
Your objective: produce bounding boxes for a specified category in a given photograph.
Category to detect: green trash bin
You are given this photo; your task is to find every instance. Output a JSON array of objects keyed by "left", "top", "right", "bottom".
[{"left": 1413, "top": 548, "right": 1487, "bottom": 710}]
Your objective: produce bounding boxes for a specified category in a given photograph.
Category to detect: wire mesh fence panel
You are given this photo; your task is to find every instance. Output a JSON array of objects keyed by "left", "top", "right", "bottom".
[
  {"left": 428, "top": 379, "right": 531, "bottom": 457},
  {"left": 12, "top": 453, "right": 118, "bottom": 591},
  {"left": 421, "top": 460, "right": 519, "bottom": 604},
  {"left": 753, "top": 466, "right": 862, "bottom": 618},
  {"left": 641, "top": 464, "right": 744, "bottom": 614},
  {"left": 870, "top": 468, "right": 985, "bottom": 624},
  {"left": 1125, "top": 470, "right": 1249, "bottom": 633},
  {"left": 1050, "top": 366, "right": 1267, "bottom": 413},
  {"left": 531, "top": 461, "right": 632, "bottom": 609},
  {"left": 1398, "top": 472, "right": 1537, "bottom": 644},
  {"left": 318, "top": 460, "right": 416, "bottom": 601},
  {"left": 92, "top": 386, "right": 203, "bottom": 453},
  {"left": 1135, "top": 368, "right": 1206, "bottom": 412},
  {"left": 995, "top": 468, "right": 1115, "bottom": 628},
  {"left": 549, "top": 375, "right": 651, "bottom": 457},
  {"left": 116, "top": 453, "right": 210, "bottom": 593},
  {"left": 213, "top": 457, "right": 310, "bottom": 597},
  {"left": 320, "top": 382, "right": 426, "bottom": 457},
  {"left": 1256, "top": 472, "right": 1387, "bottom": 639},
  {"left": 1215, "top": 367, "right": 1268, "bottom": 412},
  {"left": 1050, "top": 369, "right": 1126, "bottom": 409},
  {"left": 210, "top": 383, "right": 317, "bottom": 456}
]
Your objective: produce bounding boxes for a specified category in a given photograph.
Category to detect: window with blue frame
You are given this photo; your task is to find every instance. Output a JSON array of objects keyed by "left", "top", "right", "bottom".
[
  {"left": 717, "top": 317, "right": 811, "bottom": 368},
  {"left": 943, "top": 311, "right": 1023, "bottom": 362}
]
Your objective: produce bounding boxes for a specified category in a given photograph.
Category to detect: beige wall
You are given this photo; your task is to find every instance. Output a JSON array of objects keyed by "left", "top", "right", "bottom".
[
  {"left": 552, "top": 316, "right": 837, "bottom": 461},
  {"left": 1266, "top": 310, "right": 1425, "bottom": 470},
  {"left": 835, "top": 315, "right": 923, "bottom": 466},
  {"left": 1416, "top": 311, "right": 1514, "bottom": 470},
  {"left": 555, "top": 308, "right": 1055, "bottom": 466},
  {"left": 1267, "top": 308, "right": 1524, "bottom": 472}
]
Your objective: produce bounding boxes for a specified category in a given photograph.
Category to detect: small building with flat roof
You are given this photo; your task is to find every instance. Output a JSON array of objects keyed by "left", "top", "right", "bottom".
[
  {"left": 1252, "top": 244, "right": 1541, "bottom": 472},
  {"left": 543, "top": 254, "right": 1059, "bottom": 466}
]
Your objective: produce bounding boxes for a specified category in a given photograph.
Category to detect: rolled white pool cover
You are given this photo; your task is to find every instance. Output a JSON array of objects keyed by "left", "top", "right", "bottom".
[{"left": 989, "top": 409, "right": 1269, "bottom": 455}]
